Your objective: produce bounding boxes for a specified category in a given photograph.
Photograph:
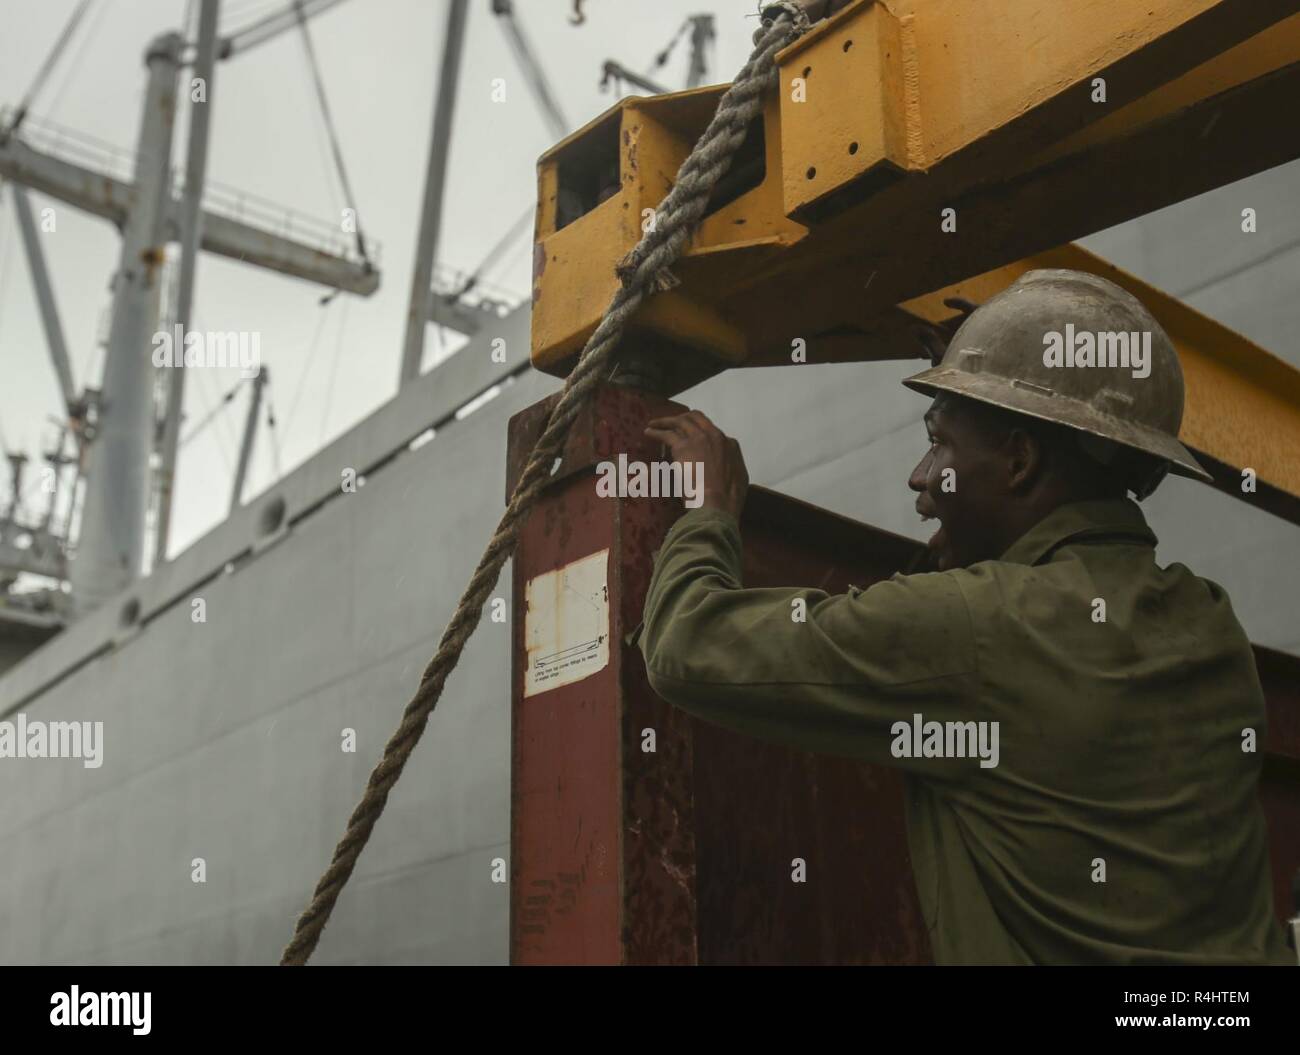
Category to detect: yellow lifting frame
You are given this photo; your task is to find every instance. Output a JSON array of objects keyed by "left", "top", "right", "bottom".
[{"left": 530, "top": 0, "right": 1300, "bottom": 520}]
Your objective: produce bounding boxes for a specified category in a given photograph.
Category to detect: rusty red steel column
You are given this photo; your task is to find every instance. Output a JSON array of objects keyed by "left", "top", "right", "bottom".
[
  {"left": 505, "top": 381, "right": 1300, "bottom": 963},
  {"left": 506, "top": 383, "right": 701, "bottom": 964},
  {"left": 505, "top": 382, "right": 931, "bottom": 964}
]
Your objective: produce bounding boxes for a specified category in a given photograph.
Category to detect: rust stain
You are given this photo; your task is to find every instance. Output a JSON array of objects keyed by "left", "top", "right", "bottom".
[
  {"left": 532, "top": 242, "right": 547, "bottom": 305},
  {"left": 626, "top": 124, "right": 639, "bottom": 174},
  {"left": 140, "top": 245, "right": 166, "bottom": 284}
]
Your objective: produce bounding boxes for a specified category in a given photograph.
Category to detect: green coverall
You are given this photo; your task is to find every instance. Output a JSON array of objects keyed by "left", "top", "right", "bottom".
[{"left": 638, "top": 497, "right": 1293, "bottom": 965}]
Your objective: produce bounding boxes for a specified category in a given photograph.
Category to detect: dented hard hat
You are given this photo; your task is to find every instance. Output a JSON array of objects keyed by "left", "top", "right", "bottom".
[{"left": 902, "top": 269, "right": 1212, "bottom": 484}]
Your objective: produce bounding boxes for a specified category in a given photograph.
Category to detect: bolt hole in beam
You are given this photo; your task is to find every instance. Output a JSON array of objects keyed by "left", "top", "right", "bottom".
[
  {"left": 843, "top": 38, "right": 853, "bottom": 51},
  {"left": 802, "top": 65, "right": 811, "bottom": 78},
  {"left": 806, "top": 166, "right": 817, "bottom": 179},
  {"left": 848, "top": 141, "right": 858, "bottom": 154}
]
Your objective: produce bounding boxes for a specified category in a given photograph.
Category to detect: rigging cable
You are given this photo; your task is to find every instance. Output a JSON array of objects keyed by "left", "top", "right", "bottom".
[
  {"left": 44, "top": 0, "right": 110, "bottom": 122},
  {"left": 219, "top": 0, "right": 351, "bottom": 58},
  {"left": 0, "top": 186, "right": 16, "bottom": 455},
  {"left": 318, "top": 297, "right": 349, "bottom": 445},
  {"left": 492, "top": 223, "right": 536, "bottom": 294},
  {"left": 450, "top": 205, "right": 533, "bottom": 301},
  {"left": 645, "top": 17, "right": 690, "bottom": 78},
  {"left": 292, "top": 0, "right": 372, "bottom": 271},
  {"left": 208, "top": 368, "right": 242, "bottom": 467},
  {"left": 5, "top": 0, "right": 96, "bottom": 136},
  {"left": 184, "top": 311, "right": 240, "bottom": 470},
  {"left": 219, "top": 0, "right": 288, "bottom": 32},
  {"left": 301, "top": 67, "right": 342, "bottom": 219},
  {"left": 282, "top": 295, "right": 334, "bottom": 442},
  {"left": 264, "top": 387, "right": 284, "bottom": 482},
  {"left": 180, "top": 379, "right": 241, "bottom": 449}
]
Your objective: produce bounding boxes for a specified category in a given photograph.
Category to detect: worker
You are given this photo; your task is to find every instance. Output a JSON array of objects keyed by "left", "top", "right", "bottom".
[{"left": 636, "top": 268, "right": 1294, "bottom": 965}]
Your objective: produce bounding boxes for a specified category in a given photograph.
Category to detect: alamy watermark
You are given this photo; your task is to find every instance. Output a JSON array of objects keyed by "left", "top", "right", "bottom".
[
  {"left": 891, "top": 713, "right": 1000, "bottom": 769},
  {"left": 595, "top": 453, "right": 704, "bottom": 508},
  {"left": 0, "top": 714, "right": 103, "bottom": 768},
  {"left": 50, "top": 987, "right": 150, "bottom": 1035},
  {"left": 152, "top": 323, "right": 261, "bottom": 377},
  {"left": 1043, "top": 325, "right": 1151, "bottom": 378}
]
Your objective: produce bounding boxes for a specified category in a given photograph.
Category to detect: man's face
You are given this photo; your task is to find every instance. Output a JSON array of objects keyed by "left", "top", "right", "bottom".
[{"left": 907, "top": 396, "right": 1012, "bottom": 571}]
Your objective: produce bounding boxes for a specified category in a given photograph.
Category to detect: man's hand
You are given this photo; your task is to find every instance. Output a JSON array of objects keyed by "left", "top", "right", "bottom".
[{"left": 643, "top": 410, "right": 749, "bottom": 520}]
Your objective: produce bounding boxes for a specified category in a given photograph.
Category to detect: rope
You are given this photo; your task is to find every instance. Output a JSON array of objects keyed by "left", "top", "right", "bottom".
[
  {"left": 279, "top": 1, "right": 811, "bottom": 966},
  {"left": 613, "top": 5, "right": 809, "bottom": 290}
]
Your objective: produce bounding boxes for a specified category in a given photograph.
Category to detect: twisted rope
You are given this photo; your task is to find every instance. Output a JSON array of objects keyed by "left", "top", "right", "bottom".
[{"left": 280, "top": 2, "right": 810, "bottom": 966}]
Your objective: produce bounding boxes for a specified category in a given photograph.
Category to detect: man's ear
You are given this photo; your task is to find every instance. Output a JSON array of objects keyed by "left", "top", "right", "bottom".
[{"left": 1004, "top": 427, "right": 1044, "bottom": 493}]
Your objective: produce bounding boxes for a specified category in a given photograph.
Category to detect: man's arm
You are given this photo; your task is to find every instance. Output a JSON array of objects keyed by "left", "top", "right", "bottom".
[{"left": 638, "top": 506, "right": 984, "bottom": 778}]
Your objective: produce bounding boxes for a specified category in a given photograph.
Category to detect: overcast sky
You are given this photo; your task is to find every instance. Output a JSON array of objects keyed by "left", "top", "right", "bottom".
[{"left": 0, "top": 0, "right": 762, "bottom": 559}]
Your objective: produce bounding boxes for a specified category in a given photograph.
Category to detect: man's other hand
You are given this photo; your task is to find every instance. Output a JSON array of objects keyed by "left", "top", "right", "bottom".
[{"left": 643, "top": 410, "right": 749, "bottom": 520}]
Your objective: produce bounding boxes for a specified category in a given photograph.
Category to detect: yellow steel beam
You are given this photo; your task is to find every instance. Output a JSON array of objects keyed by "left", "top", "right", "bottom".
[
  {"left": 532, "top": 87, "right": 804, "bottom": 371},
  {"left": 776, "top": 0, "right": 1300, "bottom": 218},
  {"left": 740, "top": 0, "right": 1300, "bottom": 310},
  {"left": 730, "top": 54, "right": 1300, "bottom": 365},
  {"left": 1031, "top": 11, "right": 1300, "bottom": 166},
  {"left": 533, "top": 0, "right": 1300, "bottom": 375},
  {"left": 530, "top": 0, "right": 1300, "bottom": 516}
]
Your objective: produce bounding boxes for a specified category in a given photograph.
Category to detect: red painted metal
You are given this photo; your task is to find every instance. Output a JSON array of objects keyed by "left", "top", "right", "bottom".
[
  {"left": 508, "top": 384, "right": 699, "bottom": 965},
  {"left": 507, "top": 381, "right": 1300, "bottom": 964},
  {"left": 1255, "top": 646, "right": 1300, "bottom": 926}
]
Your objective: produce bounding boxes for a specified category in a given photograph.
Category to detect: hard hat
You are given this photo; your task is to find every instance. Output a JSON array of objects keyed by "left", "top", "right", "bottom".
[{"left": 902, "top": 269, "right": 1212, "bottom": 485}]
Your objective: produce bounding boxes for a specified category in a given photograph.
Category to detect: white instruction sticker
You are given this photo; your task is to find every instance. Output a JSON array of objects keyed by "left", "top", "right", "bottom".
[{"left": 524, "top": 548, "right": 611, "bottom": 697}]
